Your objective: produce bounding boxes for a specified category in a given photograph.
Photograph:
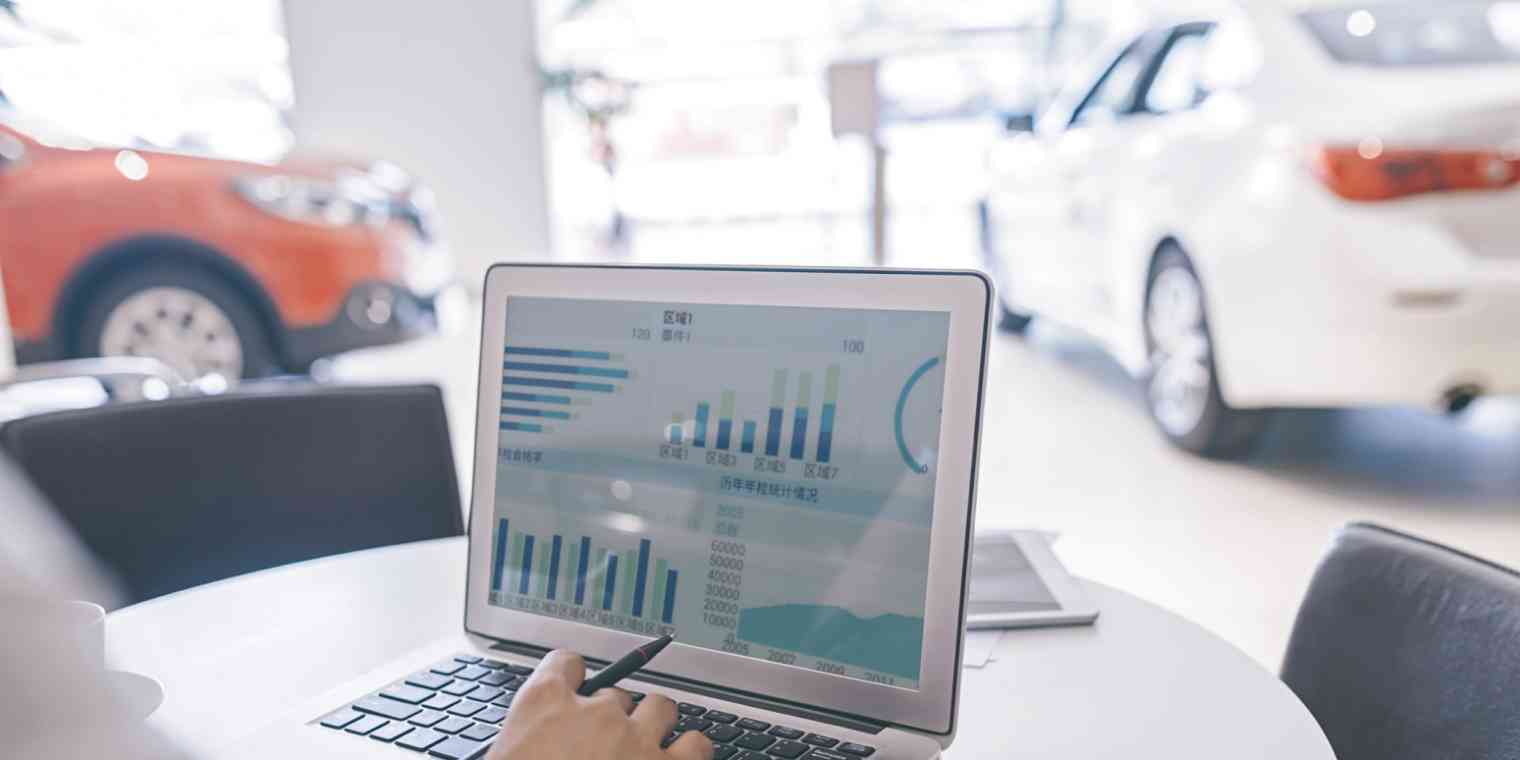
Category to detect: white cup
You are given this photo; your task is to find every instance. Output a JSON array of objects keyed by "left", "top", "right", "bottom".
[{"left": 2, "top": 596, "right": 107, "bottom": 671}]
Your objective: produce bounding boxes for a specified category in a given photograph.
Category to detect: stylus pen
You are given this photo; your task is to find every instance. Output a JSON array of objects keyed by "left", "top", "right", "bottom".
[{"left": 577, "top": 633, "right": 675, "bottom": 697}]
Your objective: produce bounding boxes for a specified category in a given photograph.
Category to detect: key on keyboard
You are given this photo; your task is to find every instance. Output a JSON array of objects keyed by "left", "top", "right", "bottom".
[
  {"left": 705, "top": 724, "right": 743, "bottom": 743},
  {"left": 733, "top": 732, "right": 776, "bottom": 750},
  {"left": 380, "top": 684, "right": 435, "bottom": 705},
  {"left": 319, "top": 709, "right": 362, "bottom": 729},
  {"left": 804, "top": 733, "right": 839, "bottom": 747},
  {"left": 353, "top": 696, "right": 421, "bottom": 721},
  {"left": 409, "top": 710, "right": 447, "bottom": 728},
  {"left": 805, "top": 750, "right": 852, "bottom": 760},
  {"left": 370, "top": 721, "right": 413, "bottom": 743},
  {"left": 407, "top": 672, "right": 453, "bottom": 690},
  {"left": 396, "top": 728, "right": 446, "bottom": 751},
  {"left": 447, "top": 700, "right": 487, "bottom": 717},
  {"left": 769, "top": 740, "right": 810, "bottom": 758},
  {"left": 434, "top": 716, "right": 474, "bottom": 734},
  {"left": 427, "top": 735, "right": 489, "bottom": 760},
  {"left": 461, "top": 724, "right": 499, "bottom": 742}
]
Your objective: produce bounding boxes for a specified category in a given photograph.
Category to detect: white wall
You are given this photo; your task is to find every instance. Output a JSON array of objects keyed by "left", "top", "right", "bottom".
[{"left": 280, "top": 0, "right": 552, "bottom": 286}]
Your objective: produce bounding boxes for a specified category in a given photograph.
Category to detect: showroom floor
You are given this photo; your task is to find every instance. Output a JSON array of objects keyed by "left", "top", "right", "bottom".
[{"left": 336, "top": 296, "right": 1520, "bottom": 671}]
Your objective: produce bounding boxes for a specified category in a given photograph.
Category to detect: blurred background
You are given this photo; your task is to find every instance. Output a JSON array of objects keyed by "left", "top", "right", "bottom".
[{"left": 3, "top": 0, "right": 1519, "bottom": 670}]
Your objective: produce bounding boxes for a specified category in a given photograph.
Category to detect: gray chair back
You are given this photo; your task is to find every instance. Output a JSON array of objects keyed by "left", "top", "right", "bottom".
[
  {"left": 1282, "top": 523, "right": 1520, "bottom": 760},
  {"left": 0, "top": 383, "right": 463, "bottom": 605}
]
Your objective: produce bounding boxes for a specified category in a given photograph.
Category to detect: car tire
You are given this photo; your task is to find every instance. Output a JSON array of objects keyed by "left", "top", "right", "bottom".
[
  {"left": 997, "top": 302, "right": 1034, "bottom": 333},
  {"left": 75, "top": 263, "right": 281, "bottom": 382},
  {"left": 1143, "top": 244, "right": 1266, "bottom": 458},
  {"left": 978, "top": 199, "right": 1035, "bottom": 334}
]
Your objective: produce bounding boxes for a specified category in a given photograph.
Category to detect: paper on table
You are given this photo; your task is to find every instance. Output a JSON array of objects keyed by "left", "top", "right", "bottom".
[{"left": 961, "top": 630, "right": 1003, "bottom": 668}]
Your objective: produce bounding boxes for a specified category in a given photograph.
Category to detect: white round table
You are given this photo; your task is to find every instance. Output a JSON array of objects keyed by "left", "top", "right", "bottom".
[{"left": 105, "top": 538, "right": 1333, "bottom": 759}]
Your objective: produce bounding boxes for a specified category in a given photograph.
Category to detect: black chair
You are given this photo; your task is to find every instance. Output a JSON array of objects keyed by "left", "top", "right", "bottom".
[
  {"left": 0, "top": 383, "right": 463, "bottom": 605},
  {"left": 1281, "top": 523, "right": 1520, "bottom": 760}
]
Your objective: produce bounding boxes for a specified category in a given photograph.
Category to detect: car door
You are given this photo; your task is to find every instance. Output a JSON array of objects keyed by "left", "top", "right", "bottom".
[
  {"left": 1080, "top": 23, "right": 1216, "bottom": 329},
  {"left": 985, "top": 35, "right": 1157, "bottom": 325},
  {"left": 1047, "top": 32, "right": 1172, "bottom": 330}
]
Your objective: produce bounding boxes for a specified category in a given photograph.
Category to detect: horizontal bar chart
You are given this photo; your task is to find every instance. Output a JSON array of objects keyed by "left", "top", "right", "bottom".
[
  {"left": 505, "top": 346, "right": 613, "bottom": 361},
  {"left": 503, "top": 391, "right": 572, "bottom": 405},
  {"left": 498, "top": 345, "right": 625, "bottom": 442},
  {"left": 503, "top": 376, "right": 617, "bottom": 393},
  {"left": 503, "top": 361, "right": 629, "bottom": 379},
  {"left": 502, "top": 406, "right": 572, "bottom": 421}
]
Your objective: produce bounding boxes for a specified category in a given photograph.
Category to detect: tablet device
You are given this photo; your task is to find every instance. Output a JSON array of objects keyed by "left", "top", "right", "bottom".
[{"left": 967, "top": 530, "right": 1099, "bottom": 630}]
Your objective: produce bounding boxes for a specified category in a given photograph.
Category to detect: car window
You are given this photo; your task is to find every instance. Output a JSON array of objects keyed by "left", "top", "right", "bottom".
[
  {"left": 1070, "top": 39, "right": 1154, "bottom": 127},
  {"left": 1144, "top": 30, "right": 1212, "bottom": 114}
]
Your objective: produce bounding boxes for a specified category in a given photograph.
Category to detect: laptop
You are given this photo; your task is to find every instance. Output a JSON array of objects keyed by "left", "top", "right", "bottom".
[{"left": 235, "top": 265, "right": 991, "bottom": 760}]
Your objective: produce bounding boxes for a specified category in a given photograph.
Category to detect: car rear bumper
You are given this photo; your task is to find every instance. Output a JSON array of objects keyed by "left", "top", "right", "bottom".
[
  {"left": 1205, "top": 180, "right": 1520, "bottom": 409},
  {"left": 283, "top": 281, "right": 449, "bottom": 369},
  {"left": 1220, "top": 288, "right": 1520, "bottom": 409}
]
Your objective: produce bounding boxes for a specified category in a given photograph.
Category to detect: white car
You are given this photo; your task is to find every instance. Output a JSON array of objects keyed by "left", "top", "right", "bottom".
[{"left": 980, "top": 0, "right": 1520, "bottom": 457}]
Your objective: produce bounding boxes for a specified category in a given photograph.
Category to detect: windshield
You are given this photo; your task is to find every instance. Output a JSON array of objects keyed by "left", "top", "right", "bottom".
[{"left": 1300, "top": 1, "right": 1520, "bottom": 66}]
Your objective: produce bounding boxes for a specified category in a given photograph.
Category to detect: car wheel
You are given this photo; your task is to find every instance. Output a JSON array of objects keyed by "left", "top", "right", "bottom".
[
  {"left": 997, "top": 301, "right": 1034, "bottom": 333},
  {"left": 978, "top": 198, "right": 1035, "bottom": 334},
  {"left": 76, "top": 264, "right": 280, "bottom": 383},
  {"left": 1143, "top": 245, "right": 1266, "bottom": 458}
]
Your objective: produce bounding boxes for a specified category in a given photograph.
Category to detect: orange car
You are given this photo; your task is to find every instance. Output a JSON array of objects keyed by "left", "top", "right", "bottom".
[{"left": 0, "top": 106, "right": 452, "bottom": 381}]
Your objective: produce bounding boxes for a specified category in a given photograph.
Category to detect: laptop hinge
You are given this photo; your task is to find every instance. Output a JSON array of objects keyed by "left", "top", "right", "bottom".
[{"left": 486, "top": 640, "right": 888, "bottom": 735}]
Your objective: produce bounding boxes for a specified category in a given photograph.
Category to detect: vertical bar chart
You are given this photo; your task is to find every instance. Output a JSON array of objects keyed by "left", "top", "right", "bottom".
[
  {"left": 657, "top": 364, "right": 843, "bottom": 465},
  {"left": 546, "top": 536, "right": 563, "bottom": 601},
  {"left": 818, "top": 364, "right": 839, "bottom": 463},
  {"left": 766, "top": 369, "right": 787, "bottom": 456},
  {"left": 715, "top": 391, "right": 736, "bottom": 450},
  {"left": 509, "top": 532, "right": 525, "bottom": 593},
  {"left": 490, "top": 519, "right": 509, "bottom": 593},
  {"left": 618, "top": 550, "right": 636, "bottom": 615},
  {"left": 662, "top": 569, "right": 679, "bottom": 625},
  {"left": 575, "top": 537, "right": 591, "bottom": 605},
  {"left": 652, "top": 558, "right": 669, "bottom": 623},
  {"left": 790, "top": 371, "right": 812, "bottom": 460},
  {"left": 602, "top": 554, "right": 619, "bottom": 610},
  {"left": 490, "top": 526, "right": 683, "bottom": 624},
  {"left": 632, "top": 539, "right": 651, "bottom": 617},
  {"left": 519, "top": 535, "right": 536, "bottom": 595},
  {"left": 694, "top": 403, "right": 710, "bottom": 448}
]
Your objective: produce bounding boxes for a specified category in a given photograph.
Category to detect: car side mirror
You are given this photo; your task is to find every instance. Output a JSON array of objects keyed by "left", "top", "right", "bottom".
[{"left": 1002, "top": 113, "right": 1036, "bottom": 134}]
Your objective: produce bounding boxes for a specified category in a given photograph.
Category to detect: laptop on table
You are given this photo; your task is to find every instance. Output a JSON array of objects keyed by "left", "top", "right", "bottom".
[{"left": 240, "top": 265, "right": 991, "bottom": 760}]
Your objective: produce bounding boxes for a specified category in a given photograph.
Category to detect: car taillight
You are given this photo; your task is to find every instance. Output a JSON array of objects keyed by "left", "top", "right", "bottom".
[{"left": 1309, "top": 143, "right": 1520, "bottom": 202}]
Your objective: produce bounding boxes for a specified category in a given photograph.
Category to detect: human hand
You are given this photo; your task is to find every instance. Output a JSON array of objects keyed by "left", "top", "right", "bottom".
[{"left": 486, "top": 650, "right": 713, "bottom": 760}]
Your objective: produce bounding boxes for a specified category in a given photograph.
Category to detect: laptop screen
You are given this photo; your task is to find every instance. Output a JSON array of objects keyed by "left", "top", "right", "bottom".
[{"left": 485, "top": 296, "right": 950, "bottom": 691}]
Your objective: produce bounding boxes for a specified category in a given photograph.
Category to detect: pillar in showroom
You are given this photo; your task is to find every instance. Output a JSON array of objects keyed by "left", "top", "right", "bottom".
[{"left": 281, "top": 0, "right": 553, "bottom": 286}]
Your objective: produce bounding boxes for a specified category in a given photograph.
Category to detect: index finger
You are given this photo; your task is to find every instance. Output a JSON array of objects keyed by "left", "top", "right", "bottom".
[
  {"left": 666, "top": 731, "right": 716, "bottom": 760},
  {"left": 530, "top": 650, "right": 587, "bottom": 691}
]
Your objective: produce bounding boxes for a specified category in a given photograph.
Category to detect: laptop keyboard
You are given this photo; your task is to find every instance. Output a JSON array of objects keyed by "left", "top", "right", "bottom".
[{"left": 317, "top": 654, "right": 880, "bottom": 760}]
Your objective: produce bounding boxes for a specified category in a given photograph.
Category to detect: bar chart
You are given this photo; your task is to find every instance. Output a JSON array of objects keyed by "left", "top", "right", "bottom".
[
  {"left": 499, "top": 345, "right": 628, "bottom": 434},
  {"left": 665, "top": 364, "right": 842, "bottom": 464},
  {"left": 488, "top": 519, "right": 680, "bottom": 625}
]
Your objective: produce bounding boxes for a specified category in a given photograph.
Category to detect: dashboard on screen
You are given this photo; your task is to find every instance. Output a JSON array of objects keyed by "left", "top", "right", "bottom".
[{"left": 484, "top": 297, "right": 949, "bottom": 690}]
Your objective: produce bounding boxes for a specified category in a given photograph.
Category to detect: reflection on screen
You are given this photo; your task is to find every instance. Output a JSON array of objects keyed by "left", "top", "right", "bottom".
[{"left": 485, "top": 297, "right": 950, "bottom": 689}]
